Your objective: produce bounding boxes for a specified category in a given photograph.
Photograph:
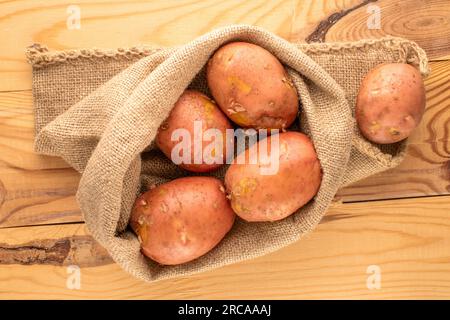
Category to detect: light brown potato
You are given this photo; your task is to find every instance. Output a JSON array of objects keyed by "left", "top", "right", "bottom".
[
  {"left": 356, "top": 63, "right": 426, "bottom": 144},
  {"left": 156, "top": 90, "right": 233, "bottom": 173},
  {"left": 130, "top": 177, "right": 236, "bottom": 265},
  {"left": 206, "top": 42, "right": 299, "bottom": 130},
  {"left": 225, "top": 132, "right": 322, "bottom": 222}
]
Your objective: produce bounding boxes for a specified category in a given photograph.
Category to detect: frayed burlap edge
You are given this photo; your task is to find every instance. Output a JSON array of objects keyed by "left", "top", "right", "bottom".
[{"left": 26, "top": 36, "right": 429, "bottom": 76}]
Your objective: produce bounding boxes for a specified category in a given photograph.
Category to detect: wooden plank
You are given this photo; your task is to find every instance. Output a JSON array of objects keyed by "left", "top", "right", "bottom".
[
  {"left": 2, "top": 0, "right": 449, "bottom": 91},
  {"left": 0, "top": 0, "right": 296, "bottom": 91},
  {"left": 1, "top": 196, "right": 449, "bottom": 299},
  {"left": 290, "top": 0, "right": 450, "bottom": 61},
  {"left": 1, "top": 59, "right": 448, "bottom": 228}
]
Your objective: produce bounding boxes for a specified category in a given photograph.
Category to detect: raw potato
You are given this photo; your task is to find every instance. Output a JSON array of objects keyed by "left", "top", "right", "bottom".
[
  {"left": 206, "top": 42, "right": 299, "bottom": 130},
  {"left": 225, "top": 132, "right": 322, "bottom": 222},
  {"left": 130, "top": 177, "right": 236, "bottom": 265},
  {"left": 156, "top": 90, "right": 233, "bottom": 172},
  {"left": 356, "top": 63, "right": 426, "bottom": 144}
]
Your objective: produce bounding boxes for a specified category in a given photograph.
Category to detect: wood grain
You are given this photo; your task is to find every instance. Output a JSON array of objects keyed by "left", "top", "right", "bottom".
[
  {"left": 290, "top": 0, "right": 361, "bottom": 44},
  {"left": 291, "top": 0, "right": 450, "bottom": 61},
  {"left": 2, "top": 0, "right": 449, "bottom": 91},
  {"left": 1, "top": 196, "right": 449, "bottom": 299},
  {"left": 1, "top": 59, "right": 448, "bottom": 228},
  {"left": 0, "top": 0, "right": 296, "bottom": 91}
]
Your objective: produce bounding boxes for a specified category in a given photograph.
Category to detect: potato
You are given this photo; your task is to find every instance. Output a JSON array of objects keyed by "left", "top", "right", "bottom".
[
  {"left": 356, "top": 63, "right": 426, "bottom": 144},
  {"left": 156, "top": 90, "right": 233, "bottom": 172},
  {"left": 225, "top": 132, "right": 322, "bottom": 222},
  {"left": 206, "top": 42, "right": 298, "bottom": 130},
  {"left": 130, "top": 177, "right": 236, "bottom": 265}
]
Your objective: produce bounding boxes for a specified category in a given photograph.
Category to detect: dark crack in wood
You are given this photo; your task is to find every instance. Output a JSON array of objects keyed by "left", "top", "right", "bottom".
[
  {"left": 0, "top": 235, "right": 113, "bottom": 267},
  {"left": 306, "top": 0, "right": 379, "bottom": 43},
  {"left": 0, "top": 179, "right": 5, "bottom": 208},
  {"left": 321, "top": 213, "right": 353, "bottom": 224}
]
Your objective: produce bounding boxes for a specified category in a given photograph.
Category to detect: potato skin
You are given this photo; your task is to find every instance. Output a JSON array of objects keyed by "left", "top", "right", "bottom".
[
  {"left": 206, "top": 42, "right": 298, "bottom": 130},
  {"left": 225, "top": 132, "right": 322, "bottom": 222},
  {"left": 130, "top": 177, "right": 235, "bottom": 265},
  {"left": 156, "top": 90, "right": 233, "bottom": 172},
  {"left": 356, "top": 63, "right": 426, "bottom": 144}
]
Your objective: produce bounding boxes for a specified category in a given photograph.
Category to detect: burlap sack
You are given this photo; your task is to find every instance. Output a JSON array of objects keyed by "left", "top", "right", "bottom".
[{"left": 27, "top": 25, "right": 428, "bottom": 282}]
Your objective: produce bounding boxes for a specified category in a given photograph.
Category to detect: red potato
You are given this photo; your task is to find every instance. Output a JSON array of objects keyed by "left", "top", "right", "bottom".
[
  {"left": 156, "top": 90, "right": 233, "bottom": 172},
  {"left": 225, "top": 132, "right": 322, "bottom": 222},
  {"left": 356, "top": 63, "right": 426, "bottom": 144},
  {"left": 130, "top": 177, "right": 236, "bottom": 265},
  {"left": 206, "top": 42, "right": 299, "bottom": 130}
]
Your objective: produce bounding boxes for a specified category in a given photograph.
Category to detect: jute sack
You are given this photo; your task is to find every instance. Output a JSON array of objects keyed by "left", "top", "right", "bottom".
[{"left": 27, "top": 25, "right": 428, "bottom": 282}]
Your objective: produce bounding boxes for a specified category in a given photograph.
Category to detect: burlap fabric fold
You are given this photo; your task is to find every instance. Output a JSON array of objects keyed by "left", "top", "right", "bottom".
[{"left": 27, "top": 25, "right": 428, "bottom": 282}]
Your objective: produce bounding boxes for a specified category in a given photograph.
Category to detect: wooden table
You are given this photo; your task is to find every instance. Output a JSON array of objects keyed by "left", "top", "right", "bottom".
[{"left": 0, "top": 0, "right": 449, "bottom": 299}]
